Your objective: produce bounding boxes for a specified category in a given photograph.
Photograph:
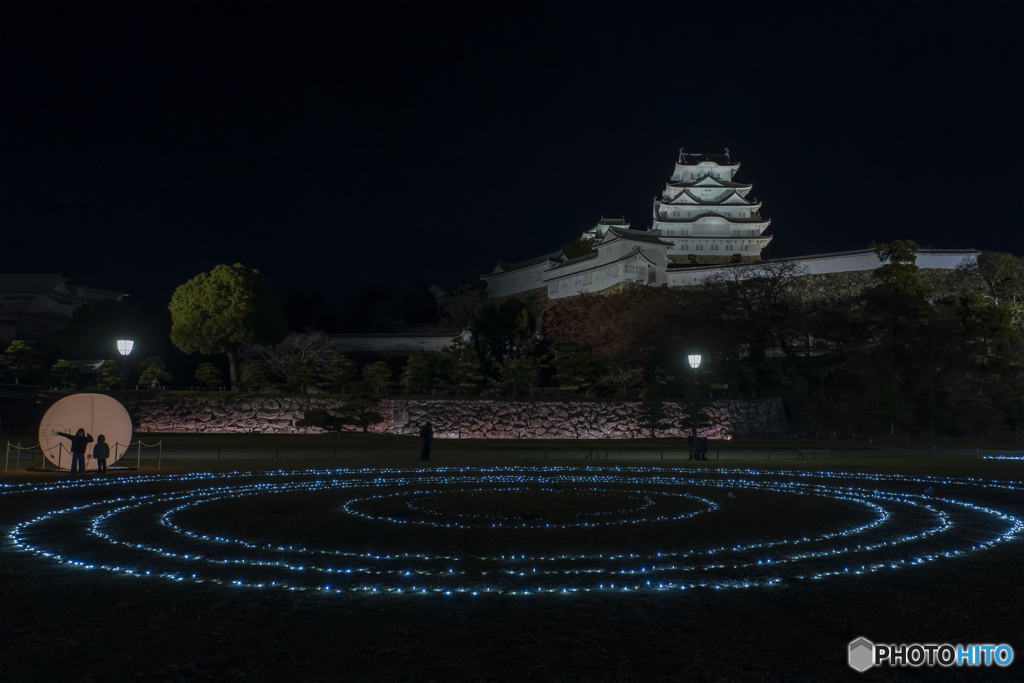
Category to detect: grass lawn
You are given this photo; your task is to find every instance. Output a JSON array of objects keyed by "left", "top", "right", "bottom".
[{"left": 1, "top": 452, "right": 1021, "bottom": 682}]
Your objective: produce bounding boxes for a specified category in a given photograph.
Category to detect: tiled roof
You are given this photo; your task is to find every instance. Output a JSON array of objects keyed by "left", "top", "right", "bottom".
[
  {"left": 544, "top": 251, "right": 599, "bottom": 272},
  {"left": 667, "top": 179, "right": 751, "bottom": 189},
  {"left": 544, "top": 247, "right": 656, "bottom": 279},
  {"left": 656, "top": 213, "right": 770, "bottom": 225},
  {"left": 494, "top": 250, "right": 564, "bottom": 273},
  {"left": 676, "top": 153, "right": 738, "bottom": 166},
  {"left": 0, "top": 274, "right": 67, "bottom": 294},
  {"left": 606, "top": 227, "right": 672, "bottom": 245},
  {"left": 662, "top": 190, "right": 758, "bottom": 206}
]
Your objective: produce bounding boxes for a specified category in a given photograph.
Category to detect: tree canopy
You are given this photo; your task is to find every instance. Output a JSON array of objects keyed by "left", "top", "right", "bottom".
[{"left": 169, "top": 264, "right": 286, "bottom": 390}]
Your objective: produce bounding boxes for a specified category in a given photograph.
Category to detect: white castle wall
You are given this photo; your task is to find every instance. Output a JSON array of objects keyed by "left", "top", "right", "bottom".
[{"left": 666, "top": 249, "right": 977, "bottom": 287}]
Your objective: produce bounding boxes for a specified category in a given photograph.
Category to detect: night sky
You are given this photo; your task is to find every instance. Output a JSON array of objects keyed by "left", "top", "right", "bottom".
[{"left": 3, "top": 1, "right": 1022, "bottom": 305}]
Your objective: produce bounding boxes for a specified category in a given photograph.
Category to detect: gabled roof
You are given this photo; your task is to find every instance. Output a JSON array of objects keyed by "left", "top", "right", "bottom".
[
  {"left": 655, "top": 214, "right": 771, "bottom": 225},
  {"left": 661, "top": 191, "right": 698, "bottom": 204},
  {"left": 676, "top": 153, "right": 738, "bottom": 167},
  {"left": 56, "top": 359, "right": 108, "bottom": 373},
  {"left": 601, "top": 226, "right": 672, "bottom": 246},
  {"left": 544, "top": 251, "right": 599, "bottom": 273},
  {"left": 720, "top": 191, "right": 756, "bottom": 205},
  {"left": 544, "top": 246, "right": 658, "bottom": 279},
  {"left": 0, "top": 274, "right": 70, "bottom": 295},
  {"left": 692, "top": 175, "right": 726, "bottom": 187},
  {"left": 621, "top": 246, "right": 660, "bottom": 267},
  {"left": 491, "top": 250, "right": 564, "bottom": 275},
  {"left": 667, "top": 179, "right": 751, "bottom": 190},
  {"left": 660, "top": 190, "right": 758, "bottom": 207}
]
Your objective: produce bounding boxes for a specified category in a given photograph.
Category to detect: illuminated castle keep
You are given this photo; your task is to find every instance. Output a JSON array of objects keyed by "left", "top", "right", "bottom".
[
  {"left": 653, "top": 148, "right": 771, "bottom": 264},
  {"left": 481, "top": 148, "right": 975, "bottom": 300}
]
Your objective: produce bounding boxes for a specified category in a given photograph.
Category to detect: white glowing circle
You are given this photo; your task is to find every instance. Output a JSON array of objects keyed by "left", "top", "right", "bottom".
[{"left": 38, "top": 394, "right": 133, "bottom": 470}]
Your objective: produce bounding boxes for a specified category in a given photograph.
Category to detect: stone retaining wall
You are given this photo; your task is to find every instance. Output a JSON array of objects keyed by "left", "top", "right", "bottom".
[
  {"left": 788, "top": 268, "right": 962, "bottom": 301},
  {"left": 124, "top": 395, "right": 786, "bottom": 439}
]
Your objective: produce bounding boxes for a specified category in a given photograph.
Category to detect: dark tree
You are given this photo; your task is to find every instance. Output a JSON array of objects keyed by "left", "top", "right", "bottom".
[
  {"left": 170, "top": 264, "right": 287, "bottom": 390},
  {"left": 636, "top": 383, "right": 672, "bottom": 438}
]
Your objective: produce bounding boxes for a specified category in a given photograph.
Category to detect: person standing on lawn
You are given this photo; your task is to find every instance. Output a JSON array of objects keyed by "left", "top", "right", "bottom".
[
  {"left": 92, "top": 434, "right": 110, "bottom": 473},
  {"left": 56, "top": 428, "right": 93, "bottom": 473},
  {"left": 419, "top": 422, "right": 433, "bottom": 461}
]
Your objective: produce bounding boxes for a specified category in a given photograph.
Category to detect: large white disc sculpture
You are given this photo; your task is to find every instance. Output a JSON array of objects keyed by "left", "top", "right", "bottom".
[{"left": 38, "top": 394, "right": 133, "bottom": 470}]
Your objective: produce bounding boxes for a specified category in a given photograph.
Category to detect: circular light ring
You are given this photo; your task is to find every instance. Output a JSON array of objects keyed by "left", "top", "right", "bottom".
[
  {"left": 7, "top": 467, "right": 1022, "bottom": 596},
  {"left": 405, "top": 487, "right": 658, "bottom": 521},
  {"left": 342, "top": 485, "right": 715, "bottom": 529},
  {"left": 156, "top": 476, "right": 889, "bottom": 557}
]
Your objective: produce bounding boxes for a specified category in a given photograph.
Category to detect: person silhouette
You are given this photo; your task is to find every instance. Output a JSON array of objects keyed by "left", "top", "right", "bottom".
[
  {"left": 419, "top": 422, "right": 434, "bottom": 461},
  {"left": 92, "top": 434, "right": 110, "bottom": 473},
  {"left": 56, "top": 428, "right": 93, "bottom": 473}
]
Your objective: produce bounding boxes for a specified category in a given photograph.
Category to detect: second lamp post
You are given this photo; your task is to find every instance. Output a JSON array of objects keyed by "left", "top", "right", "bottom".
[{"left": 688, "top": 353, "right": 702, "bottom": 460}]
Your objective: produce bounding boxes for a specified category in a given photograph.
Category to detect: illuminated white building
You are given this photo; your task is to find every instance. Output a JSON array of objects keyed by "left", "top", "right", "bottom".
[
  {"left": 481, "top": 149, "right": 977, "bottom": 300},
  {"left": 484, "top": 219, "right": 671, "bottom": 300},
  {"left": 653, "top": 149, "right": 771, "bottom": 263}
]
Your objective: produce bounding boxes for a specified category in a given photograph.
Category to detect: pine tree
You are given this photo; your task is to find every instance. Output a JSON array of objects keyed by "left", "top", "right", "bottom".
[
  {"left": 328, "top": 356, "right": 358, "bottom": 394},
  {"left": 334, "top": 382, "right": 385, "bottom": 432},
  {"left": 2, "top": 340, "right": 40, "bottom": 385},
  {"left": 138, "top": 357, "right": 173, "bottom": 389},
  {"left": 400, "top": 351, "right": 436, "bottom": 394},
  {"left": 362, "top": 361, "right": 395, "bottom": 395},
  {"left": 551, "top": 342, "right": 596, "bottom": 395},
  {"left": 288, "top": 356, "right": 318, "bottom": 393},
  {"left": 194, "top": 362, "right": 222, "bottom": 388},
  {"left": 436, "top": 338, "right": 484, "bottom": 396},
  {"left": 240, "top": 359, "right": 276, "bottom": 391},
  {"left": 49, "top": 361, "right": 81, "bottom": 390},
  {"left": 636, "top": 383, "right": 672, "bottom": 438},
  {"left": 872, "top": 385, "right": 906, "bottom": 437},
  {"left": 97, "top": 360, "right": 121, "bottom": 390},
  {"left": 295, "top": 408, "right": 346, "bottom": 438},
  {"left": 499, "top": 355, "right": 547, "bottom": 396}
]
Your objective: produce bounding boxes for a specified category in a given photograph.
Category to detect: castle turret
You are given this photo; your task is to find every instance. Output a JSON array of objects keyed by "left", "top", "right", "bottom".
[{"left": 652, "top": 149, "right": 772, "bottom": 263}]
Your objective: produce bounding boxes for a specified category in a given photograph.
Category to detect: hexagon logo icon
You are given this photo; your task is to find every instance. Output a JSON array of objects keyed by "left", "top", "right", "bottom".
[{"left": 848, "top": 637, "right": 875, "bottom": 672}]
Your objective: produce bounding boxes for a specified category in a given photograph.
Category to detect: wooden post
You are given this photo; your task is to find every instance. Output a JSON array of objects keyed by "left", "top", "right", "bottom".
[
  {"left": 58, "top": 443, "right": 63, "bottom": 471},
  {"left": 137, "top": 440, "right": 142, "bottom": 470},
  {"left": 16, "top": 441, "right": 21, "bottom": 474},
  {"left": 158, "top": 442, "right": 162, "bottom": 471}
]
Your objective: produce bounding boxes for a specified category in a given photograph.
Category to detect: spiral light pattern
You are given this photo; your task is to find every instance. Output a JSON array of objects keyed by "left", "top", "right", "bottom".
[{"left": 5, "top": 466, "right": 1021, "bottom": 596}]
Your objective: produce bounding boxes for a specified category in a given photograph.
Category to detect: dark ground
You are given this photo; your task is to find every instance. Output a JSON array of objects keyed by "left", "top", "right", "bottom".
[{"left": 2, "top": 458, "right": 1021, "bottom": 682}]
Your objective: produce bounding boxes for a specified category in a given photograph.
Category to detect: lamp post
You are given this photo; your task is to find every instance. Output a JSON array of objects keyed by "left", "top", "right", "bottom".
[
  {"left": 688, "top": 354, "right": 701, "bottom": 460},
  {"left": 117, "top": 339, "right": 134, "bottom": 401}
]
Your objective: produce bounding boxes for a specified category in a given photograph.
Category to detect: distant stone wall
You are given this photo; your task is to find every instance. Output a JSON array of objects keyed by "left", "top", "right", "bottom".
[
  {"left": 788, "top": 268, "right": 964, "bottom": 301},
  {"left": 667, "top": 254, "right": 761, "bottom": 265},
  {"left": 124, "top": 395, "right": 787, "bottom": 439}
]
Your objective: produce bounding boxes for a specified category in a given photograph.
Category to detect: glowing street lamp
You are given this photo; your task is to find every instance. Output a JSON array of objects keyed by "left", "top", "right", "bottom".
[
  {"left": 117, "top": 339, "right": 133, "bottom": 400},
  {"left": 688, "top": 353, "right": 702, "bottom": 460}
]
